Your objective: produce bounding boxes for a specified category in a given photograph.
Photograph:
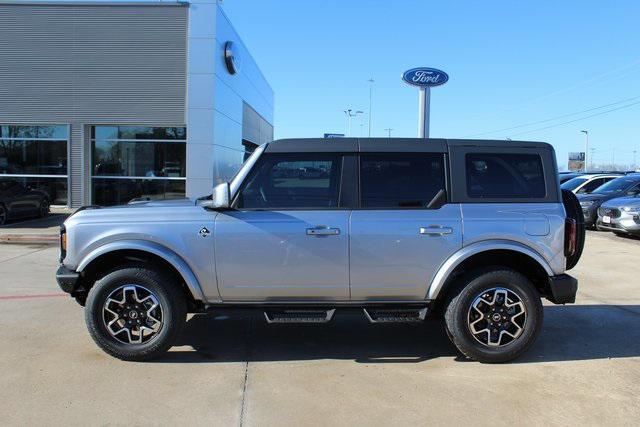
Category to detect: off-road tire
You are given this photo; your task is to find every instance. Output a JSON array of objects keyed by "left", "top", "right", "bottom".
[
  {"left": 85, "top": 265, "right": 187, "bottom": 361},
  {"left": 39, "top": 197, "right": 50, "bottom": 218},
  {"left": 0, "top": 204, "right": 6, "bottom": 226},
  {"left": 562, "top": 189, "right": 585, "bottom": 270},
  {"left": 444, "top": 268, "right": 543, "bottom": 363}
]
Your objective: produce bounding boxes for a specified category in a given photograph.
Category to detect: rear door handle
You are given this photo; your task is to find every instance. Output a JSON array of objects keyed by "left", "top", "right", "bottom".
[
  {"left": 420, "top": 226, "right": 453, "bottom": 236},
  {"left": 306, "top": 226, "right": 341, "bottom": 236}
]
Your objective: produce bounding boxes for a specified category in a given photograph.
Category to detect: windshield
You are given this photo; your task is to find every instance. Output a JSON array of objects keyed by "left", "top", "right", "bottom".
[
  {"left": 561, "top": 177, "right": 588, "bottom": 191},
  {"left": 593, "top": 177, "right": 637, "bottom": 194}
]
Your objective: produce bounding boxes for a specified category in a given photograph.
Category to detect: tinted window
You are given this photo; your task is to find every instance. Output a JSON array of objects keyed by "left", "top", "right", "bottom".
[
  {"left": 236, "top": 154, "right": 342, "bottom": 209},
  {"left": 466, "top": 153, "right": 545, "bottom": 198},
  {"left": 593, "top": 177, "right": 640, "bottom": 194},
  {"left": 579, "top": 177, "right": 607, "bottom": 193},
  {"left": 360, "top": 153, "right": 445, "bottom": 208},
  {"left": 561, "top": 177, "right": 588, "bottom": 191}
]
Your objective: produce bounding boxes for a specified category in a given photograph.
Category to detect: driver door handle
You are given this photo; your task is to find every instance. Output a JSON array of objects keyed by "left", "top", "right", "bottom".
[{"left": 306, "top": 226, "right": 341, "bottom": 236}]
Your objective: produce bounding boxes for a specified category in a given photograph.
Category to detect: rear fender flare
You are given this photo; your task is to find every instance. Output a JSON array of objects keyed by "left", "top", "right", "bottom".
[{"left": 427, "top": 240, "right": 554, "bottom": 300}]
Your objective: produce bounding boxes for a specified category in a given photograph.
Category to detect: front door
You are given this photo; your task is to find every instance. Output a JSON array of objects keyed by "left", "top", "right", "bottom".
[
  {"left": 214, "top": 152, "right": 350, "bottom": 301},
  {"left": 349, "top": 153, "right": 462, "bottom": 300}
]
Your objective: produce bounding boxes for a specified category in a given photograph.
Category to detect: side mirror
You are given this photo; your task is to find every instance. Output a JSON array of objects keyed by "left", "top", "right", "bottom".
[{"left": 211, "top": 182, "right": 231, "bottom": 209}]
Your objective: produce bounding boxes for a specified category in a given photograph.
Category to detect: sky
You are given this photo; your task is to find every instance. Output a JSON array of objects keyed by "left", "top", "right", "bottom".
[{"left": 222, "top": 0, "right": 640, "bottom": 170}]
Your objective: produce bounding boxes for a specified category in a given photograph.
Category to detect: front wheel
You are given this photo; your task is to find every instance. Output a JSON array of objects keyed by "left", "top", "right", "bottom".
[
  {"left": 39, "top": 198, "right": 50, "bottom": 218},
  {"left": 444, "top": 268, "right": 543, "bottom": 363},
  {"left": 84, "top": 265, "right": 187, "bottom": 361}
]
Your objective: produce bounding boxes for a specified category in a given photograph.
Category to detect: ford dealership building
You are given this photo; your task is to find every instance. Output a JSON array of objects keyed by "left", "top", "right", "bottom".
[{"left": 0, "top": 0, "right": 273, "bottom": 207}]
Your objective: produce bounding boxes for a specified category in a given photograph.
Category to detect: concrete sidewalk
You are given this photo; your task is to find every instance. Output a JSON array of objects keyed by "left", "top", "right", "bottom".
[{"left": 0, "top": 208, "right": 70, "bottom": 245}]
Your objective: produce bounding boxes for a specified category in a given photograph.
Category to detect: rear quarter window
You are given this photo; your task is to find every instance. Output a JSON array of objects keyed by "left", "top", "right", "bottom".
[{"left": 465, "top": 153, "right": 546, "bottom": 198}]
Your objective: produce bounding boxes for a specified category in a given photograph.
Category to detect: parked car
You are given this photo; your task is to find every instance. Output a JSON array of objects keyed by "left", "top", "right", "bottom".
[
  {"left": 558, "top": 172, "right": 585, "bottom": 184},
  {"left": 0, "top": 179, "right": 50, "bottom": 226},
  {"left": 577, "top": 174, "right": 640, "bottom": 228},
  {"left": 56, "top": 138, "right": 583, "bottom": 363},
  {"left": 561, "top": 174, "right": 622, "bottom": 195},
  {"left": 595, "top": 196, "right": 640, "bottom": 237}
]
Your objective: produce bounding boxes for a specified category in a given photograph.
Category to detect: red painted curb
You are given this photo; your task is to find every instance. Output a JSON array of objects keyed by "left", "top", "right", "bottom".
[{"left": 0, "top": 293, "right": 67, "bottom": 301}]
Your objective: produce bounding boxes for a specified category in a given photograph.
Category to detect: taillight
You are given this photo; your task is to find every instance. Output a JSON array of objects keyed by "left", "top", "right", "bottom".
[{"left": 564, "top": 218, "right": 577, "bottom": 257}]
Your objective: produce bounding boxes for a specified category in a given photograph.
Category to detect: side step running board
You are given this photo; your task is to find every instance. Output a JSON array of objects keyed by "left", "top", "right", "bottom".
[
  {"left": 363, "top": 307, "right": 428, "bottom": 323},
  {"left": 264, "top": 309, "right": 336, "bottom": 324}
]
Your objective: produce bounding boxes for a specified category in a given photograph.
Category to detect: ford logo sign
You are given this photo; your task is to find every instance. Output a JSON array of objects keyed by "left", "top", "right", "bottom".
[{"left": 402, "top": 67, "right": 449, "bottom": 87}]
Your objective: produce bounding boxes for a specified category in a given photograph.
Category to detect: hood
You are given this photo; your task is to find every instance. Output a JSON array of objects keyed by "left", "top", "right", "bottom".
[
  {"left": 601, "top": 196, "right": 640, "bottom": 209},
  {"left": 577, "top": 193, "right": 608, "bottom": 203},
  {"left": 105, "top": 198, "right": 197, "bottom": 209},
  {"left": 65, "top": 197, "right": 212, "bottom": 226}
]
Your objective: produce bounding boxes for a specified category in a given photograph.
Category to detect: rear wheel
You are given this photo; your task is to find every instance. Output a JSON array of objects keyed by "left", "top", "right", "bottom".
[
  {"left": 84, "top": 265, "right": 187, "bottom": 361},
  {"left": 444, "top": 268, "right": 543, "bottom": 363}
]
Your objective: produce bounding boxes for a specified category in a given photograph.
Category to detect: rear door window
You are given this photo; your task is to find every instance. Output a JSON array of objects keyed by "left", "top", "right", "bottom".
[
  {"left": 465, "top": 153, "right": 546, "bottom": 199},
  {"left": 578, "top": 177, "right": 607, "bottom": 194},
  {"left": 360, "top": 153, "right": 446, "bottom": 208}
]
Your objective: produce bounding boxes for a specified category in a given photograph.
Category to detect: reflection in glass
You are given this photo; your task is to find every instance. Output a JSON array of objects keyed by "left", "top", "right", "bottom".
[
  {"left": 92, "top": 140, "right": 185, "bottom": 177},
  {"left": 91, "top": 126, "right": 187, "bottom": 206},
  {"left": 0, "top": 124, "right": 69, "bottom": 206},
  {"left": 92, "top": 178, "right": 185, "bottom": 206},
  {"left": 0, "top": 176, "right": 68, "bottom": 205}
]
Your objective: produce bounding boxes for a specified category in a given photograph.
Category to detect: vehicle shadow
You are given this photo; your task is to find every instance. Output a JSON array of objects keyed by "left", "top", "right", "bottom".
[
  {"left": 0, "top": 213, "right": 68, "bottom": 229},
  {"left": 161, "top": 304, "right": 640, "bottom": 364}
]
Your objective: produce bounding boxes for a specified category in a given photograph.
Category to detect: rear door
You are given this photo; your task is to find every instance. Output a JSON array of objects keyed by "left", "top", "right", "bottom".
[
  {"left": 214, "top": 152, "right": 351, "bottom": 301},
  {"left": 349, "top": 152, "right": 462, "bottom": 300}
]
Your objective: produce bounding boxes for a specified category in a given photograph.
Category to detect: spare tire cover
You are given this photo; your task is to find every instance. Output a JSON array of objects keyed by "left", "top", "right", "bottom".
[{"left": 562, "top": 189, "right": 585, "bottom": 270}]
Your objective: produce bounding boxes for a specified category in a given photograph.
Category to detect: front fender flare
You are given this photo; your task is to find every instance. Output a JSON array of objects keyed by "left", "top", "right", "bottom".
[
  {"left": 76, "top": 240, "right": 205, "bottom": 301},
  {"left": 427, "top": 240, "right": 554, "bottom": 300}
]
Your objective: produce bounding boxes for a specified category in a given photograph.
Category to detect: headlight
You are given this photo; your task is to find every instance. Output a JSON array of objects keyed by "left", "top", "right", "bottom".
[
  {"left": 622, "top": 206, "right": 640, "bottom": 212},
  {"left": 580, "top": 201, "right": 594, "bottom": 207}
]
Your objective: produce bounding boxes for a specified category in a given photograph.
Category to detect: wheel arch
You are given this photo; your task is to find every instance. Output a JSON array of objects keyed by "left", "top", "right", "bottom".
[
  {"left": 77, "top": 240, "right": 205, "bottom": 304},
  {"left": 428, "top": 241, "right": 553, "bottom": 301}
]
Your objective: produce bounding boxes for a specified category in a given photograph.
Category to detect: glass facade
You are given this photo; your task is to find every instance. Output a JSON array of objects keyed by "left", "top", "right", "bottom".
[
  {"left": 0, "top": 124, "right": 68, "bottom": 205},
  {"left": 91, "top": 126, "right": 186, "bottom": 206}
]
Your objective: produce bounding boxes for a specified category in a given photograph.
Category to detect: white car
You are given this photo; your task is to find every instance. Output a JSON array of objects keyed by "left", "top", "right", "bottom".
[{"left": 560, "top": 174, "right": 621, "bottom": 195}]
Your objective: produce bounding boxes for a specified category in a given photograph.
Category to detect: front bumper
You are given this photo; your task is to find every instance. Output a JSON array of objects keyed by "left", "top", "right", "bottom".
[
  {"left": 547, "top": 274, "right": 578, "bottom": 304},
  {"left": 596, "top": 212, "right": 640, "bottom": 235},
  {"left": 56, "top": 265, "right": 80, "bottom": 294}
]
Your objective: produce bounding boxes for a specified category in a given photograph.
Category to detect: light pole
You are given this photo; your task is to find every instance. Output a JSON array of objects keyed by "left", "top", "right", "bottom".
[
  {"left": 367, "top": 78, "right": 374, "bottom": 137},
  {"left": 343, "top": 109, "right": 363, "bottom": 137},
  {"left": 581, "top": 130, "right": 589, "bottom": 172},
  {"left": 384, "top": 128, "right": 394, "bottom": 138},
  {"left": 633, "top": 149, "right": 637, "bottom": 170}
]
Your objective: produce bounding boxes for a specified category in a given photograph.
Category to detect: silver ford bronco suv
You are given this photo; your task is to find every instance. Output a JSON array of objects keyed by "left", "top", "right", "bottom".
[{"left": 56, "top": 138, "right": 584, "bottom": 363}]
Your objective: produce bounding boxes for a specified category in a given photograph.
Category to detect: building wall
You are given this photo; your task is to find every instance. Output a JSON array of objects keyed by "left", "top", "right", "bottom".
[
  {"left": 186, "top": 2, "right": 274, "bottom": 198},
  {"left": 0, "top": 2, "right": 188, "bottom": 206}
]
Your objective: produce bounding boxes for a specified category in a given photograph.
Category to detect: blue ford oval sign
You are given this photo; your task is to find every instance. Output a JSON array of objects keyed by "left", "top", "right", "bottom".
[{"left": 402, "top": 67, "right": 449, "bottom": 87}]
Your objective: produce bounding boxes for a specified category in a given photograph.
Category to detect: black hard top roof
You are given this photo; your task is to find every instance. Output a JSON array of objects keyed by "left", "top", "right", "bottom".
[{"left": 263, "top": 138, "right": 553, "bottom": 153}]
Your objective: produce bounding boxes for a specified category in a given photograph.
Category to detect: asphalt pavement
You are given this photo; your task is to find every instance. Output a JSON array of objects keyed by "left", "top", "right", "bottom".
[{"left": 0, "top": 231, "right": 639, "bottom": 426}]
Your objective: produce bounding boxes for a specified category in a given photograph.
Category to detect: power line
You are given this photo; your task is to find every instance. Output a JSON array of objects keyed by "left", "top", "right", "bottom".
[
  {"left": 457, "top": 58, "right": 640, "bottom": 124},
  {"left": 508, "top": 100, "right": 640, "bottom": 137},
  {"left": 465, "top": 95, "right": 640, "bottom": 138}
]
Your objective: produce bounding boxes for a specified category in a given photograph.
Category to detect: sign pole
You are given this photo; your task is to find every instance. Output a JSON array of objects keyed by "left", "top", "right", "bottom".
[
  {"left": 402, "top": 67, "right": 447, "bottom": 141},
  {"left": 418, "top": 87, "right": 431, "bottom": 139}
]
